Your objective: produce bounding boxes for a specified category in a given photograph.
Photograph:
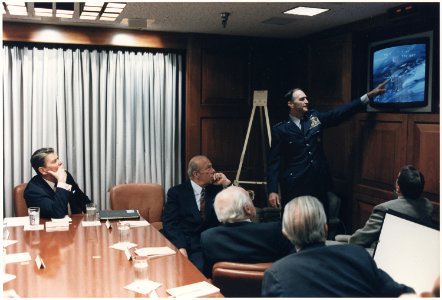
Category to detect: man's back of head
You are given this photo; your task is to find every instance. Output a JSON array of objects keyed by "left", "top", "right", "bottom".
[
  {"left": 282, "top": 196, "right": 327, "bottom": 250},
  {"left": 397, "top": 165, "right": 424, "bottom": 199},
  {"left": 214, "top": 186, "right": 255, "bottom": 223}
]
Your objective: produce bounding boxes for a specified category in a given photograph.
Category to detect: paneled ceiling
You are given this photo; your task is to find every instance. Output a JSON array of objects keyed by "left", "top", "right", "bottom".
[{"left": 3, "top": 2, "right": 411, "bottom": 38}]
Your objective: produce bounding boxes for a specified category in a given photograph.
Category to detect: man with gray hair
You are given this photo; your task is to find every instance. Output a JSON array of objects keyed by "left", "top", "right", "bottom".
[
  {"left": 201, "top": 186, "right": 292, "bottom": 278},
  {"left": 162, "top": 155, "right": 232, "bottom": 272},
  {"left": 262, "top": 196, "right": 414, "bottom": 297}
]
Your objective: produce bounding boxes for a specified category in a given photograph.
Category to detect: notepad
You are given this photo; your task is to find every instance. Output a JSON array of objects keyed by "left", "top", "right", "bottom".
[
  {"left": 135, "top": 247, "right": 176, "bottom": 257},
  {"left": 166, "top": 281, "right": 220, "bottom": 298},
  {"left": 99, "top": 209, "right": 140, "bottom": 220}
]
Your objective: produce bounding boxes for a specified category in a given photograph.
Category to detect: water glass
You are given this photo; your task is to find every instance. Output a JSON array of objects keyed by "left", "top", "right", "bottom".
[
  {"left": 28, "top": 207, "right": 40, "bottom": 226},
  {"left": 118, "top": 222, "right": 130, "bottom": 243},
  {"left": 133, "top": 256, "right": 149, "bottom": 283},
  {"left": 86, "top": 203, "right": 97, "bottom": 221}
]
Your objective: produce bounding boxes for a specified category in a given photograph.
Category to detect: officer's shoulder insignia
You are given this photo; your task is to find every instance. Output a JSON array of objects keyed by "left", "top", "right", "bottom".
[
  {"left": 309, "top": 116, "right": 321, "bottom": 129},
  {"left": 272, "top": 121, "right": 284, "bottom": 128}
]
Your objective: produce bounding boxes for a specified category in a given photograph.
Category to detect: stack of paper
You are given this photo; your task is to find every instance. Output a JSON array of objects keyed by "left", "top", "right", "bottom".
[
  {"left": 135, "top": 247, "right": 176, "bottom": 257},
  {"left": 166, "top": 281, "right": 220, "bottom": 298},
  {"left": 3, "top": 217, "right": 30, "bottom": 227},
  {"left": 124, "top": 280, "right": 162, "bottom": 295},
  {"left": 121, "top": 220, "right": 150, "bottom": 227},
  {"left": 45, "top": 220, "right": 69, "bottom": 232},
  {"left": 81, "top": 220, "right": 101, "bottom": 227},
  {"left": 51, "top": 216, "right": 72, "bottom": 223},
  {"left": 4, "top": 252, "right": 32, "bottom": 264}
]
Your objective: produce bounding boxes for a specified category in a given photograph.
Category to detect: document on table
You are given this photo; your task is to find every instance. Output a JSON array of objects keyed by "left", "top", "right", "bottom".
[
  {"left": 45, "top": 221, "right": 69, "bottom": 229},
  {"left": 81, "top": 220, "right": 101, "bottom": 227},
  {"left": 4, "top": 252, "right": 32, "bottom": 264},
  {"left": 110, "top": 242, "right": 138, "bottom": 251},
  {"left": 135, "top": 247, "right": 176, "bottom": 257},
  {"left": 3, "top": 273, "right": 16, "bottom": 284},
  {"left": 124, "top": 280, "right": 162, "bottom": 295},
  {"left": 3, "top": 217, "right": 29, "bottom": 227},
  {"left": 166, "top": 281, "right": 220, "bottom": 298},
  {"left": 24, "top": 224, "right": 44, "bottom": 231},
  {"left": 3, "top": 240, "right": 18, "bottom": 247},
  {"left": 51, "top": 216, "right": 72, "bottom": 223},
  {"left": 121, "top": 220, "right": 150, "bottom": 227}
]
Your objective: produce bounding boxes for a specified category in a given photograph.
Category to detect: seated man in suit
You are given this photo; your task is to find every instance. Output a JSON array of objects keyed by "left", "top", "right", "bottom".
[
  {"left": 262, "top": 196, "right": 414, "bottom": 297},
  {"left": 162, "top": 155, "right": 232, "bottom": 272},
  {"left": 24, "top": 147, "right": 92, "bottom": 219},
  {"left": 201, "top": 186, "right": 292, "bottom": 277},
  {"left": 346, "top": 164, "right": 433, "bottom": 247}
]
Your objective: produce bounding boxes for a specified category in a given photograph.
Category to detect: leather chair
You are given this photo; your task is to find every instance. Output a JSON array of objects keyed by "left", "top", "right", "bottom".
[
  {"left": 211, "top": 261, "right": 272, "bottom": 297},
  {"left": 14, "top": 183, "right": 28, "bottom": 217},
  {"left": 109, "top": 183, "right": 165, "bottom": 230}
]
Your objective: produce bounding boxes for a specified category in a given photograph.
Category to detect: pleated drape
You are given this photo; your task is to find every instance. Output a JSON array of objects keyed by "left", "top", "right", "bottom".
[{"left": 2, "top": 46, "right": 182, "bottom": 217}]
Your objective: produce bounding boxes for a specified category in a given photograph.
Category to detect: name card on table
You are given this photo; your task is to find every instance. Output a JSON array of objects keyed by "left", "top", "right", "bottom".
[
  {"left": 124, "top": 247, "right": 132, "bottom": 261},
  {"left": 35, "top": 255, "right": 46, "bottom": 269},
  {"left": 105, "top": 219, "right": 112, "bottom": 229}
]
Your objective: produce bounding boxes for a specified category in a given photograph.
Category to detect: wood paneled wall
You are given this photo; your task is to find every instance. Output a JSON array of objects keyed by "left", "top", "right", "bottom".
[{"left": 3, "top": 9, "right": 439, "bottom": 229}]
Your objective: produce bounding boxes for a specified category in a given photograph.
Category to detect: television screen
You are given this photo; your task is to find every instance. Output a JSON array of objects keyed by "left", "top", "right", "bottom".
[{"left": 367, "top": 31, "right": 433, "bottom": 112}]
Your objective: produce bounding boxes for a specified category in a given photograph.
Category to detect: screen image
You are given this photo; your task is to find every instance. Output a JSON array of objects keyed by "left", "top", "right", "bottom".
[
  {"left": 372, "top": 42, "right": 427, "bottom": 105},
  {"left": 367, "top": 31, "right": 433, "bottom": 112}
]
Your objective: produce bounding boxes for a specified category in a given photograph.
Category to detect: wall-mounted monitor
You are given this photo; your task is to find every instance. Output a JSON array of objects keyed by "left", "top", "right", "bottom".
[{"left": 367, "top": 31, "right": 433, "bottom": 112}]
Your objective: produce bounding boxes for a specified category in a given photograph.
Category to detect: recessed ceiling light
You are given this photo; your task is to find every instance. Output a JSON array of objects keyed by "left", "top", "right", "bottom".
[
  {"left": 7, "top": 5, "right": 28, "bottom": 16},
  {"left": 84, "top": 6, "right": 102, "bottom": 12},
  {"left": 104, "top": 7, "right": 123, "bottom": 14},
  {"left": 101, "top": 12, "right": 118, "bottom": 18},
  {"left": 107, "top": 3, "right": 126, "bottom": 9},
  {"left": 85, "top": 1, "right": 104, "bottom": 6},
  {"left": 284, "top": 6, "right": 329, "bottom": 17},
  {"left": 5, "top": 1, "right": 25, "bottom": 6},
  {"left": 100, "top": 16, "right": 116, "bottom": 21},
  {"left": 81, "top": 11, "right": 99, "bottom": 17},
  {"left": 80, "top": 15, "right": 97, "bottom": 20}
]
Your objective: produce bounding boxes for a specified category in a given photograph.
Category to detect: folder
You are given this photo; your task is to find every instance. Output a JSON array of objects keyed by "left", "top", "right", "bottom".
[{"left": 98, "top": 209, "right": 140, "bottom": 220}]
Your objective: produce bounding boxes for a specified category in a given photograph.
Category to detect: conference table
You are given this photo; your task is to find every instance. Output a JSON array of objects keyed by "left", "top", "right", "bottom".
[{"left": 3, "top": 214, "right": 222, "bottom": 297}]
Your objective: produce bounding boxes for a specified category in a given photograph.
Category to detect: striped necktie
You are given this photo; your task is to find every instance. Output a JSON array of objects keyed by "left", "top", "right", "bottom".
[{"left": 199, "top": 188, "right": 206, "bottom": 221}]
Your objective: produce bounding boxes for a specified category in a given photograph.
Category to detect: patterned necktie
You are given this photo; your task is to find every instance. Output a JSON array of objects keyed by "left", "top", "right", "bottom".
[{"left": 199, "top": 188, "right": 206, "bottom": 221}]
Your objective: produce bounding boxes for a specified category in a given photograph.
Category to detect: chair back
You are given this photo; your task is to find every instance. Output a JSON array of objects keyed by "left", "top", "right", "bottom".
[
  {"left": 212, "top": 261, "right": 272, "bottom": 297},
  {"left": 109, "top": 183, "right": 164, "bottom": 230},
  {"left": 14, "top": 183, "right": 28, "bottom": 217}
]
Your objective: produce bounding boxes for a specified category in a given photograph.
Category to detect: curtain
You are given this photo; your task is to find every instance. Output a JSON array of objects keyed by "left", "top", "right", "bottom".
[{"left": 2, "top": 45, "right": 183, "bottom": 217}]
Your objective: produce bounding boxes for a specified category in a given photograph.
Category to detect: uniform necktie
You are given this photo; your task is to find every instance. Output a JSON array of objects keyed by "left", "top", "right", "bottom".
[{"left": 199, "top": 188, "right": 206, "bottom": 221}]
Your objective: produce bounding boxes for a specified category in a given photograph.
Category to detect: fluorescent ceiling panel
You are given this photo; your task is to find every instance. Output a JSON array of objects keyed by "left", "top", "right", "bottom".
[{"left": 284, "top": 6, "right": 329, "bottom": 17}]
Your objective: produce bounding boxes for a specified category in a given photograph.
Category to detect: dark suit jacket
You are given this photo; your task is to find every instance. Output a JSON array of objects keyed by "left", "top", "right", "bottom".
[
  {"left": 267, "top": 98, "right": 364, "bottom": 207},
  {"left": 201, "top": 221, "right": 293, "bottom": 277},
  {"left": 24, "top": 172, "right": 91, "bottom": 219},
  {"left": 262, "top": 243, "right": 414, "bottom": 297},
  {"left": 162, "top": 180, "right": 221, "bottom": 252}
]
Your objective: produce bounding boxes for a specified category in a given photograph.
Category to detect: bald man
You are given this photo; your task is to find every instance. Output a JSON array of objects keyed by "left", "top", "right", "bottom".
[{"left": 162, "top": 155, "right": 232, "bottom": 272}]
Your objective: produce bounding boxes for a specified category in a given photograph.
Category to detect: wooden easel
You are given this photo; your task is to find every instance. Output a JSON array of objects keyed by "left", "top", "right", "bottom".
[{"left": 234, "top": 90, "right": 272, "bottom": 186}]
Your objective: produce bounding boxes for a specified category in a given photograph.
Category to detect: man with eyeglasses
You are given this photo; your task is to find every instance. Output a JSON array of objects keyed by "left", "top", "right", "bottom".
[{"left": 162, "top": 155, "right": 232, "bottom": 272}]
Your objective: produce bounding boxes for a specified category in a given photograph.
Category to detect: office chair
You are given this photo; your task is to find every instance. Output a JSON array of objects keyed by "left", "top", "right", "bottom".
[
  {"left": 211, "top": 261, "right": 272, "bottom": 297},
  {"left": 109, "top": 183, "right": 165, "bottom": 230},
  {"left": 14, "top": 183, "right": 28, "bottom": 217}
]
